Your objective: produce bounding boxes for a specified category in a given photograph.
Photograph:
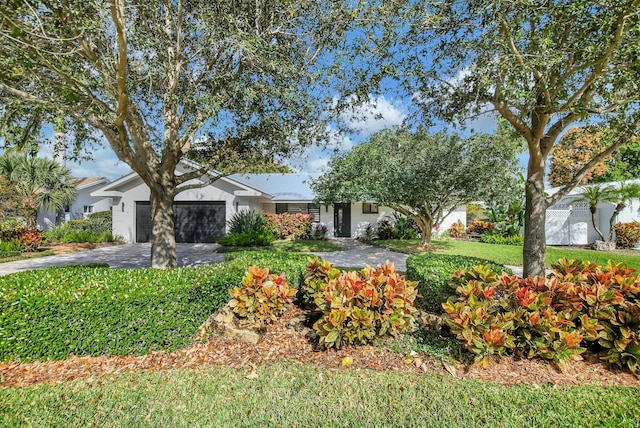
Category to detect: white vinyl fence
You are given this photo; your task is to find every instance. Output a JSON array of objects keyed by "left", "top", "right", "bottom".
[{"left": 545, "top": 202, "right": 590, "bottom": 245}]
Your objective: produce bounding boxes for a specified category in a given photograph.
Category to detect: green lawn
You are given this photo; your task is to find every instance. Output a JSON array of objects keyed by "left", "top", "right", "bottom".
[
  {"left": 1, "top": 364, "right": 638, "bottom": 427},
  {"left": 372, "top": 239, "right": 640, "bottom": 270},
  {"left": 0, "top": 250, "right": 55, "bottom": 264},
  {"left": 217, "top": 239, "right": 343, "bottom": 253}
]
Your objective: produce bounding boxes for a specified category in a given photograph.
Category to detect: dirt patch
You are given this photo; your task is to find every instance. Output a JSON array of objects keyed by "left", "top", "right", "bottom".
[
  {"left": 41, "top": 241, "right": 125, "bottom": 255},
  {"left": 1, "top": 306, "right": 638, "bottom": 389}
]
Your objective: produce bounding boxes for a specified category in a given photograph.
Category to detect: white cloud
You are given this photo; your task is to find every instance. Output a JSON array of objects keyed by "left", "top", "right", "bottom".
[
  {"left": 66, "top": 147, "right": 132, "bottom": 180},
  {"left": 337, "top": 95, "right": 406, "bottom": 136}
]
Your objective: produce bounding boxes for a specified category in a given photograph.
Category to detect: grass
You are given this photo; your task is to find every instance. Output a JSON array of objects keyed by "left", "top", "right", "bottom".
[
  {"left": 0, "top": 250, "right": 55, "bottom": 263},
  {"left": 372, "top": 239, "right": 640, "bottom": 270},
  {"left": 1, "top": 364, "right": 638, "bottom": 427},
  {"left": 217, "top": 239, "right": 343, "bottom": 253}
]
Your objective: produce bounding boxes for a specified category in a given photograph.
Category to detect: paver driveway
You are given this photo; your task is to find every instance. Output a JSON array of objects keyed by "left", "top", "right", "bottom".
[{"left": 0, "top": 243, "right": 225, "bottom": 276}]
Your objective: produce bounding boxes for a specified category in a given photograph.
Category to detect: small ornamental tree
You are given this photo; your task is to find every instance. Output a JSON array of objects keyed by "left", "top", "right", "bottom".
[{"left": 312, "top": 129, "right": 520, "bottom": 246}]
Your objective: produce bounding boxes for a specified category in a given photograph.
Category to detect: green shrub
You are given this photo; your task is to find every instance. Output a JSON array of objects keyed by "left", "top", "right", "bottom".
[
  {"left": 480, "top": 233, "right": 524, "bottom": 246},
  {"left": 613, "top": 221, "right": 640, "bottom": 249},
  {"left": 312, "top": 261, "right": 418, "bottom": 349},
  {"left": 0, "top": 239, "right": 23, "bottom": 257},
  {"left": 448, "top": 220, "right": 466, "bottom": 238},
  {"left": 229, "top": 265, "right": 297, "bottom": 323},
  {"left": 45, "top": 211, "right": 114, "bottom": 243},
  {"left": 0, "top": 252, "right": 307, "bottom": 362},
  {"left": 228, "top": 210, "right": 268, "bottom": 235},
  {"left": 224, "top": 251, "right": 308, "bottom": 288},
  {"left": 376, "top": 218, "right": 394, "bottom": 240},
  {"left": 218, "top": 230, "right": 275, "bottom": 247},
  {"left": 392, "top": 213, "right": 418, "bottom": 240},
  {"left": 405, "top": 254, "right": 512, "bottom": 313},
  {"left": 466, "top": 218, "right": 495, "bottom": 235}
]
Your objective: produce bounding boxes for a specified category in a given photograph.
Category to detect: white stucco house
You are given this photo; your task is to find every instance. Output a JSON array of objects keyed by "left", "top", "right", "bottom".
[
  {"left": 545, "top": 179, "right": 640, "bottom": 246},
  {"left": 37, "top": 177, "right": 112, "bottom": 230},
  {"left": 89, "top": 161, "right": 467, "bottom": 244}
]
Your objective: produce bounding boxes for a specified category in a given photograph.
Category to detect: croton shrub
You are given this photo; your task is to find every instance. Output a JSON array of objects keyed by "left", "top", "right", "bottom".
[
  {"left": 263, "top": 213, "right": 313, "bottom": 240},
  {"left": 0, "top": 219, "right": 43, "bottom": 251},
  {"left": 229, "top": 265, "right": 297, "bottom": 324},
  {"left": 448, "top": 220, "right": 466, "bottom": 238},
  {"left": 613, "top": 221, "right": 640, "bottom": 249},
  {"left": 444, "top": 258, "right": 640, "bottom": 372},
  {"left": 306, "top": 257, "right": 418, "bottom": 348},
  {"left": 466, "top": 218, "right": 495, "bottom": 235}
]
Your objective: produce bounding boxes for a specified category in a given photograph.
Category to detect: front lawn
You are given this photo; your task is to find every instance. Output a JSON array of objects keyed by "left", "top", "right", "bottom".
[
  {"left": 372, "top": 239, "right": 640, "bottom": 270},
  {"left": 0, "top": 249, "right": 55, "bottom": 264},
  {"left": 1, "top": 365, "right": 638, "bottom": 427}
]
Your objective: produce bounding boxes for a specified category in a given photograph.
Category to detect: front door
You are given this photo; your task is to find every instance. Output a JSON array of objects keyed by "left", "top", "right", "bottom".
[{"left": 334, "top": 203, "right": 351, "bottom": 237}]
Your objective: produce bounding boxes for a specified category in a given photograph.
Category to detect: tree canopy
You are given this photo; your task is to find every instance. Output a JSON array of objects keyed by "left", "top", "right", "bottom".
[
  {"left": 312, "top": 128, "right": 521, "bottom": 246},
  {"left": 364, "top": 0, "right": 640, "bottom": 276},
  {"left": 0, "top": 0, "right": 348, "bottom": 267}
]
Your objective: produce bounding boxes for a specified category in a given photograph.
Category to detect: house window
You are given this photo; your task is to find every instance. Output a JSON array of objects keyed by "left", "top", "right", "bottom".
[
  {"left": 64, "top": 205, "right": 70, "bottom": 213},
  {"left": 275, "top": 203, "right": 320, "bottom": 222},
  {"left": 362, "top": 202, "right": 379, "bottom": 214},
  {"left": 83, "top": 205, "right": 93, "bottom": 214}
]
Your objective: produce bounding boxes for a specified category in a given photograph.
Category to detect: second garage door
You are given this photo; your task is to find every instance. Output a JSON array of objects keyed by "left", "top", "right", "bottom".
[{"left": 136, "top": 201, "right": 226, "bottom": 243}]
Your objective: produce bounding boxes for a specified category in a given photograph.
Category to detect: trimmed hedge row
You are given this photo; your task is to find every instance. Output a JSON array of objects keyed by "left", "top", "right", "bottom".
[
  {"left": 406, "top": 254, "right": 512, "bottom": 313},
  {"left": 0, "top": 251, "right": 308, "bottom": 363}
]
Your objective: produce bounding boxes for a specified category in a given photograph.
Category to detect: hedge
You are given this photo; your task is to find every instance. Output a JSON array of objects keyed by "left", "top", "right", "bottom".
[
  {"left": 0, "top": 252, "right": 308, "bottom": 363},
  {"left": 406, "top": 254, "right": 512, "bottom": 313}
]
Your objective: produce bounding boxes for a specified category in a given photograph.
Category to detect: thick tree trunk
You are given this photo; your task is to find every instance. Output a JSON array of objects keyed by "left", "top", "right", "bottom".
[
  {"left": 416, "top": 217, "right": 432, "bottom": 246},
  {"left": 150, "top": 188, "right": 177, "bottom": 268},
  {"left": 523, "top": 159, "right": 547, "bottom": 278}
]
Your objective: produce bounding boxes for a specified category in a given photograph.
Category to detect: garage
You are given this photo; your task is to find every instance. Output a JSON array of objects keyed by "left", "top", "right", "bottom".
[{"left": 135, "top": 201, "right": 226, "bottom": 243}]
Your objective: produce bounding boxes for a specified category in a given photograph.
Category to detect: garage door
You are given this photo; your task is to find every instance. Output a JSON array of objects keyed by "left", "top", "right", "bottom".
[{"left": 136, "top": 201, "right": 226, "bottom": 243}]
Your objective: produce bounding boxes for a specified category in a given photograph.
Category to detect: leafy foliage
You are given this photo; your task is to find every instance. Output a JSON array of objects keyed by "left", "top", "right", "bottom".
[
  {"left": 0, "top": 0, "right": 348, "bottom": 267},
  {"left": 0, "top": 252, "right": 308, "bottom": 362},
  {"left": 263, "top": 213, "right": 313, "bottom": 240},
  {"left": 613, "top": 222, "right": 640, "bottom": 249},
  {"left": 448, "top": 220, "right": 466, "bottom": 239},
  {"left": 444, "top": 258, "right": 640, "bottom": 372},
  {"left": 218, "top": 231, "right": 275, "bottom": 247},
  {"left": 228, "top": 266, "right": 297, "bottom": 323},
  {"left": 45, "top": 212, "right": 117, "bottom": 243},
  {"left": 466, "top": 219, "right": 495, "bottom": 236},
  {"left": 302, "top": 257, "right": 341, "bottom": 304},
  {"left": 405, "top": 254, "right": 512, "bottom": 313},
  {"left": 307, "top": 260, "right": 418, "bottom": 348},
  {"left": 549, "top": 127, "right": 611, "bottom": 187},
  {"left": 228, "top": 210, "right": 268, "bottom": 235},
  {"left": 376, "top": 218, "right": 395, "bottom": 240},
  {"left": 479, "top": 233, "right": 524, "bottom": 246}
]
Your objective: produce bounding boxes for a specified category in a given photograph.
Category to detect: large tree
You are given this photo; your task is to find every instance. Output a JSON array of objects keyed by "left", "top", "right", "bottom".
[
  {"left": 364, "top": 1, "right": 640, "bottom": 277},
  {"left": 312, "top": 129, "right": 520, "bottom": 246},
  {"left": 0, "top": 0, "right": 346, "bottom": 267}
]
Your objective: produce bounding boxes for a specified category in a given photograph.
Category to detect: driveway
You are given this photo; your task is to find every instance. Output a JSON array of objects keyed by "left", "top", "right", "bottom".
[
  {"left": 0, "top": 243, "right": 225, "bottom": 276},
  {"left": 312, "top": 238, "right": 409, "bottom": 271}
]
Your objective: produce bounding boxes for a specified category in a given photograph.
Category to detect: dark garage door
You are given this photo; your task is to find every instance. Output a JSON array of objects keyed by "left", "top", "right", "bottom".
[{"left": 136, "top": 201, "right": 226, "bottom": 243}]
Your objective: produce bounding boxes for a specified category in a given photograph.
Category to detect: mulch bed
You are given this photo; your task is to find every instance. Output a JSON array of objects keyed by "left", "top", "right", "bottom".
[
  {"left": 1, "top": 306, "right": 638, "bottom": 389},
  {"left": 41, "top": 241, "right": 125, "bottom": 255}
]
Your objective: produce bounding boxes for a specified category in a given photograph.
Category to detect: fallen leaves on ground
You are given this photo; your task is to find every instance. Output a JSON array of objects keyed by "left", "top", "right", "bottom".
[{"left": 1, "top": 306, "right": 638, "bottom": 389}]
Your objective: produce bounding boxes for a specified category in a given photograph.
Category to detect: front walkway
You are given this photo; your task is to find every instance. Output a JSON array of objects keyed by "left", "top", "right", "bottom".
[{"left": 311, "top": 238, "right": 409, "bottom": 271}]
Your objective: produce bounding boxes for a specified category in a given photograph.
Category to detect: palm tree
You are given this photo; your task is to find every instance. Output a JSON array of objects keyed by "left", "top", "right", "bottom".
[
  {"left": 608, "top": 182, "right": 640, "bottom": 241},
  {"left": 0, "top": 154, "right": 77, "bottom": 229},
  {"left": 575, "top": 185, "right": 617, "bottom": 241}
]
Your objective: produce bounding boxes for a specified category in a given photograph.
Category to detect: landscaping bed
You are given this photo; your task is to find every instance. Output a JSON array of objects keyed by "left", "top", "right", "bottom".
[{"left": 1, "top": 304, "right": 639, "bottom": 389}]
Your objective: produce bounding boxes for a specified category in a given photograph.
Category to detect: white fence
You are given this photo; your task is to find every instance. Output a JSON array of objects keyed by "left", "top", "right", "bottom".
[{"left": 545, "top": 202, "right": 590, "bottom": 245}]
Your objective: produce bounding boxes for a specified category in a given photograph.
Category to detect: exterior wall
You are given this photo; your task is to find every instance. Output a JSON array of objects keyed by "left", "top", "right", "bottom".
[
  {"left": 111, "top": 176, "right": 263, "bottom": 243},
  {"left": 36, "top": 185, "right": 112, "bottom": 231}
]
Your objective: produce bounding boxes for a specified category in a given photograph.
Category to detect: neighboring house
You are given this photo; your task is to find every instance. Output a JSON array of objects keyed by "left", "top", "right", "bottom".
[
  {"left": 545, "top": 179, "right": 640, "bottom": 246},
  {"left": 37, "top": 177, "right": 111, "bottom": 230},
  {"left": 91, "top": 161, "right": 467, "bottom": 243}
]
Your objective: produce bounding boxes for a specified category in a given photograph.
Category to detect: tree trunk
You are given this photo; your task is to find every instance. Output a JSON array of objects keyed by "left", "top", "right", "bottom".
[
  {"left": 609, "top": 204, "right": 624, "bottom": 242},
  {"left": 590, "top": 206, "right": 605, "bottom": 241},
  {"left": 523, "top": 159, "right": 547, "bottom": 278},
  {"left": 150, "top": 188, "right": 177, "bottom": 268},
  {"left": 416, "top": 216, "right": 432, "bottom": 246}
]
